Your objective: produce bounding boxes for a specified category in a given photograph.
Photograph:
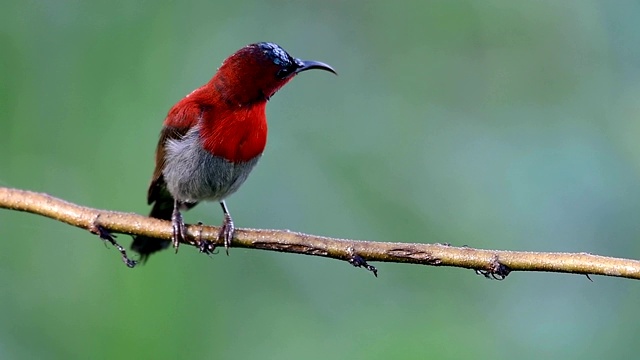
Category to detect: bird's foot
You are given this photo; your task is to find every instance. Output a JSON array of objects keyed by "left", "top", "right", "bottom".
[
  {"left": 218, "top": 213, "right": 235, "bottom": 255},
  {"left": 171, "top": 209, "right": 187, "bottom": 254}
]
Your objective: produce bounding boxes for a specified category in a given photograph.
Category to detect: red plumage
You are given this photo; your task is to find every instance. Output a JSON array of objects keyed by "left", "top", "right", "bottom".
[
  {"left": 131, "top": 42, "right": 335, "bottom": 261},
  {"left": 199, "top": 102, "right": 268, "bottom": 163}
]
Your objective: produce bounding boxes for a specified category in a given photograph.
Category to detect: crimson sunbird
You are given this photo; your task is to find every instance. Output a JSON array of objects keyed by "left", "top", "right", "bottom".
[{"left": 131, "top": 42, "right": 336, "bottom": 261}]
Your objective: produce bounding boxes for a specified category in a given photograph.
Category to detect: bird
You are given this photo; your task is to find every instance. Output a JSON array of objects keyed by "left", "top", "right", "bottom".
[{"left": 131, "top": 42, "right": 336, "bottom": 262}]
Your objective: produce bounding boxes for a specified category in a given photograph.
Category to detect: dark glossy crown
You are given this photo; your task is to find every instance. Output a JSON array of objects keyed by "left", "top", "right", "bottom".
[{"left": 256, "top": 42, "right": 295, "bottom": 68}]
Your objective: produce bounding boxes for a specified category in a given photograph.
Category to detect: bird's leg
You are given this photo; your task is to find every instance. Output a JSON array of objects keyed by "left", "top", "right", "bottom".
[
  {"left": 171, "top": 199, "right": 187, "bottom": 253},
  {"left": 219, "top": 200, "right": 235, "bottom": 255}
]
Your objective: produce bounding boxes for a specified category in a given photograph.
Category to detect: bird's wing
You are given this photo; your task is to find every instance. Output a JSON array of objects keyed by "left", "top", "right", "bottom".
[{"left": 147, "top": 100, "right": 203, "bottom": 205}]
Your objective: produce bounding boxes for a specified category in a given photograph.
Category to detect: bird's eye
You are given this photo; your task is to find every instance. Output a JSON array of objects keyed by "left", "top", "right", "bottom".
[{"left": 276, "top": 68, "right": 292, "bottom": 79}]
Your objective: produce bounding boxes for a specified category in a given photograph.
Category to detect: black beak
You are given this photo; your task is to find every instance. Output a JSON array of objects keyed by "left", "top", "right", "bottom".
[{"left": 294, "top": 59, "right": 337, "bottom": 75}]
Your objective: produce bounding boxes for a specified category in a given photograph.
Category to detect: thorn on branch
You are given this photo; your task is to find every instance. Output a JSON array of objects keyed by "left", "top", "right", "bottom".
[
  {"left": 474, "top": 254, "right": 510, "bottom": 280},
  {"left": 90, "top": 216, "right": 138, "bottom": 268},
  {"left": 347, "top": 247, "right": 378, "bottom": 277}
]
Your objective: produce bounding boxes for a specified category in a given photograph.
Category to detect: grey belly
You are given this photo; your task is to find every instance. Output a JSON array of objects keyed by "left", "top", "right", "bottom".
[{"left": 162, "top": 130, "right": 261, "bottom": 203}]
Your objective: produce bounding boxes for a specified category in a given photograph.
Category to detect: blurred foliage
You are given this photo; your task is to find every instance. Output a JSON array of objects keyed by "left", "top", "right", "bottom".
[{"left": 2, "top": 0, "right": 640, "bottom": 359}]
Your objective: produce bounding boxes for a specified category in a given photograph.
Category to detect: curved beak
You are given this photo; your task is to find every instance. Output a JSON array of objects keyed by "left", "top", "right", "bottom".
[{"left": 294, "top": 59, "right": 337, "bottom": 75}]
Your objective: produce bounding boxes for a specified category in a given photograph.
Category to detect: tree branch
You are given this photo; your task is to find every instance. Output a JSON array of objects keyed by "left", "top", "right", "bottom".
[{"left": 1, "top": 186, "right": 639, "bottom": 280}]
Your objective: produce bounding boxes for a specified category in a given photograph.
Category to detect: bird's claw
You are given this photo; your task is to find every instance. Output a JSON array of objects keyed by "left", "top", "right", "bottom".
[
  {"left": 171, "top": 211, "right": 186, "bottom": 254},
  {"left": 219, "top": 214, "right": 235, "bottom": 255}
]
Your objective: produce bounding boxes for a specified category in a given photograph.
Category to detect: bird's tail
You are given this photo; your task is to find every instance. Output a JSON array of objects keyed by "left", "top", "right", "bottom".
[{"left": 131, "top": 198, "right": 175, "bottom": 263}]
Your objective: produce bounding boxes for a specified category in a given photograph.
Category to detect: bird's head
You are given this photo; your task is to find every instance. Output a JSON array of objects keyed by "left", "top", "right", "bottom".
[{"left": 211, "top": 42, "right": 336, "bottom": 105}]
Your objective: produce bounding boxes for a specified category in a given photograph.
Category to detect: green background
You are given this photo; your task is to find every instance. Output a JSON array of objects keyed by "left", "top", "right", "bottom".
[{"left": 2, "top": 1, "right": 640, "bottom": 359}]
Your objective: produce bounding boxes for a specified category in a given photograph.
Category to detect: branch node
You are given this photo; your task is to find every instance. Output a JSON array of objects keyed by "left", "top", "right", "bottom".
[
  {"left": 90, "top": 215, "right": 138, "bottom": 268},
  {"left": 195, "top": 221, "right": 217, "bottom": 255},
  {"left": 475, "top": 254, "right": 510, "bottom": 280},
  {"left": 347, "top": 247, "right": 378, "bottom": 277}
]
